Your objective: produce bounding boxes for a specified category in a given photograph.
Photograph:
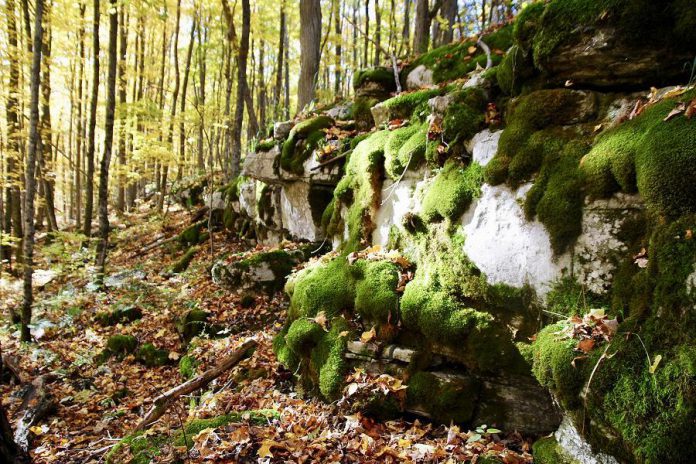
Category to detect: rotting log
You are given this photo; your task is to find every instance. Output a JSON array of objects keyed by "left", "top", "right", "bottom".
[
  {"left": 14, "top": 373, "right": 57, "bottom": 452},
  {"left": 133, "top": 338, "right": 257, "bottom": 432}
]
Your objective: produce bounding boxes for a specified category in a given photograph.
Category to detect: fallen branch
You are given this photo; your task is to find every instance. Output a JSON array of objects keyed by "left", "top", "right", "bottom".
[
  {"left": 130, "top": 234, "right": 180, "bottom": 258},
  {"left": 477, "top": 37, "right": 493, "bottom": 69},
  {"left": 133, "top": 338, "right": 257, "bottom": 432},
  {"left": 310, "top": 152, "right": 349, "bottom": 171},
  {"left": 14, "top": 373, "right": 57, "bottom": 452}
]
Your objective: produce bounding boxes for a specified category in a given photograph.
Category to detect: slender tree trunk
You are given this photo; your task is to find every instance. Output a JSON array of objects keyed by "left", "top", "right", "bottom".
[
  {"left": 196, "top": 19, "right": 206, "bottom": 172},
  {"left": 274, "top": 1, "right": 286, "bottom": 119},
  {"left": 413, "top": 0, "right": 430, "bottom": 54},
  {"left": 480, "top": 0, "right": 487, "bottom": 32},
  {"left": 95, "top": 0, "right": 118, "bottom": 285},
  {"left": 39, "top": 2, "right": 58, "bottom": 233},
  {"left": 257, "top": 43, "right": 266, "bottom": 136},
  {"left": 83, "top": 0, "right": 100, "bottom": 238},
  {"left": 363, "top": 0, "right": 369, "bottom": 68},
  {"left": 4, "top": 0, "right": 24, "bottom": 273},
  {"left": 75, "top": 1, "right": 85, "bottom": 227},
  {"left": 284, "top": 23, "right": 289, "bottom": 119},
  {"left": 177, "top": 20, "right": 196, "bottom": 181},
  {"left": 154, "top": 19, "right": 168, "bottom": 195},
  {"left": 435, "top": 0, "right": 456, "bottom": 46},
  {"left": 159, "top": 0, "right": 181, "bottom": 211},
  {"left": 21, "top": 0, "right": 45, "bottom": 342},
  {"left": 116, "top": 4, "right": 128, "bottom": 213},
  {"left": 374, "top": 0, "right": 381, "bottom": 65},
  {"left": 297, "top": 0, "right": 321, "bottom": 113},
  {"left": 334, "top": 0, "right": 342, "bottom": 96}
]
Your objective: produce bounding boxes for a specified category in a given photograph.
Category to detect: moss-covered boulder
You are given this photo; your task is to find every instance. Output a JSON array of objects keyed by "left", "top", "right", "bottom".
[
  {"left": 353, "top": 67, "right": 397, "bottom": 100},
  {"left": 176, "top": 309, "right": 222, "bottom": 343},
  {"left": 280, "top": 116, "right": 334, "bottom": 175},
  {"left": 95, "top": 306, "right": 143, "bottom": 326},
  {"left": 214, "top": 248, "right": 310, "bottom": 294},
  {"left": 514, "top": 0, "right": 696, "bottom": 88},
  {"left": 98, "top": 334, "right": 139, "bottom": 363},
  {"left": 135, "top": 343, "right": 171, "bottom": 367}
]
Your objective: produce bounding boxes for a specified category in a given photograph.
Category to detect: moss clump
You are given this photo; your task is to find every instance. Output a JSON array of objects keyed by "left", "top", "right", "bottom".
[
  {"left": 99, "top": 334, "right": 139, "bottom": 363},
  {"left": 421, "top": 160, "right": 484, "bottom": 222},
  {"left": 178, "top": 221, "right": 207, "bottom": 247},
  {"left": 170, "top": 246, "right": 199, "bottom": 273},
  {"left": 404, "top": 25, "right": 512, "bottom": 84},
  {"left": 280, "top": 116, "right": 334, "bottom": 175},
  {"left": 254, "top": 138, "right": 277, "bottom": 153},
  {"left": 406, "top": 372, "right": 477, "bottom": 424},
  {"left": 352, "top": 97, "right": 379, "bottom": 130},
  {"left": 495, "top": 45, "right": 533, "bottom": 96},
  {"left": 486, "top": 90, "right": 596, "bottom": 254},
  {"left": 353, "top": 67, "right": 397, "bottom": 93},
  {"left": 380, "top": 87, "right": 443, "bottom": 123},
  {"left": 136, "top": 343, "right": 170, "bottom": 367},
  {"left": 106, "top": 410, "right": 278, "bottom": 463},
  {"left": 326, "top": 130, "right": 389, "bottom": 252},
  {"left": 179, "top": 355, "right": 198, "bottom": 379},
  {"left": 384, "top": 123, "right": 427, "bottom": 180},
  {"left": 95, "top": 306, "right": 143, "bottom": 326},
  {"left": 285, "top": 319, "right": 324, "bottom": 355},
  {"left": 438, "top": 88, "right": 487, "bottom": 155},
  {"left": 546, "top": 277, "right": 605, "bottom": 317},
  {"left": 532, "top": 437, "right": 578, "bottom": 464},
  {"left": 581, "top": 89, "right": 696, "bottom": 217},
  {"left": 353, "top": 259, "right": 400, "bottom": 327},
  {"left": 234, "top": 249, "right": 302, "bottom": 292},
  {"left": 517, "top": 0, "right": 696, "bottom": 70},
  {"left": 177, "top": 309, "right": 218, "bottom": 342}
]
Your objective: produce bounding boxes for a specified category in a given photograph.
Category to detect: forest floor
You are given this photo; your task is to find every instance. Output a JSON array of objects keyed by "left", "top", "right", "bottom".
[{"left": 0, "top": 205, "right": 535, "bottom": 463}]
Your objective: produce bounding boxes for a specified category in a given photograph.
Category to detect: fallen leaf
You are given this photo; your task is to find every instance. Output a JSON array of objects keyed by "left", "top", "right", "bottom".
[
  {"left": 577, "top": 338, "right": 595, "bottom": 353},
  {"left": 649, "top": 354, "right": 662, "bottom": 374},
  {"left": 314, "top": 311, "right": 329, "bottom": 331},
  {"left": 360, "top": 327, "right": 377, "bottom": 343},
  {"left": 663, "top": 102, "right": 686, "bottom": 121}
]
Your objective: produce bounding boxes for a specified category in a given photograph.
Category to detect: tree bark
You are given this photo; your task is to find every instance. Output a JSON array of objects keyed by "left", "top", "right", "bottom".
[
  {"left": 401, "top": 0, "right": 410, "bottom": 56},
  {"left": 374, "top": 0, "right": 381, "bottom": 65},
  {"left": 435, "top": 0, "right": 456, "bottom": 46},
  {"left": 363, "top": 0, "right": 369, "bottom": 68},
  {"left": 116, "top": 3, "right": 128, "bottom": 212},
  {"left": 75, "top": 1, "right": 86, "bottom": 228},
  {"left": 39, "top": 2, "right": 58, "bottom": 233},
  {"left": 334, "top": 0, "right": 342, "bottom": 96},
  {"left": 297, "top": 0, "right": 321, "bottom": 113},
  {"left": 4, "top": 0, "right": 24, "bottom": 274},
  {"left": 177, "top": 19, "right": 196, "bottom": 180},
  {"left": 21, "top": 0, "right": 45, "bottom": 342},
  {"left": 413, "top": 0, "right": 429, "bottom": 54},
  {"left": 82, "top": 0, "right": 100, "bottom": 238},
  {"left": 274, "top": 1, "right": 286, "bottom": 119},
  {"left": 0, "top": 403, "right": 29, "bottom": 464},
  {"left": 95, "top": 0, "right": 118, "bottom": 286}
]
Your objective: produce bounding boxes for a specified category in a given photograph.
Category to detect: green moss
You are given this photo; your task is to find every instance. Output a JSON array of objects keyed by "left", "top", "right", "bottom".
[
  {"left": 106, "top": 334, "right": 139, "bottom": 356},
  {"left": 352, "top": 97, "right": 379, "bottom": 130},
  {"left": 354, "top": 260, "right": 400, "bottom": 327},
  {"left": 405, "top": 25, "right": 512, "bottom": 84},
  {"left": 255, "top": 138, "right": 277, "bottom": 153},
  {"left": 95, "top": 306, "right": 143, "bottom": 326},
  {"left": 441, "top": 89, "right": 486, "bottom": 146},
  {"left": 353, "top": 67, "right": 396, "bottom": 92},
  {"left": 496, "top": 45, "right": 530, "bottom": 96},
  {"left": 406, "top": 372, "right": 477, "bottom": 424},
  {"left": 520, "top": 0, "right": 696, "bottom": 69},
  {"left": 170, "top": 246, "right": 199, "bottom": 273},
  {"left": 136, "top": 343, "right": 170, "bottom": 367},
  {"left": 178, "top": 221, "right": 206, "bottom": 247},
  {"left": 106, "top": 410, "right": 279, "bottom": 463},
  {"left": 285, "top": 319, "right": 324, "bottom": 356},
  {"left": 546, "top": 277, "right": 605, "bottom": 317},
  {"left": 380, "top": 88, "right": 442, "bottom": 123},
  {"left": 288, "top": 257, "right": 358, "bottom": 320},
  {"left": 581, "top": 90, "right": 696, "bottom": 217},
  {"left": 384, "top": 123, "right": 427, "bottom": 179},
  {"left": 177, "top": 309, "right": 214, "bottom": 342},
  {"left": 236, "top": 249, "right": 300, "bottom": 284},
  {"left": 328, "top": 130, "right": 389, "bottom": 252},
  {"left": 179, "top": 355, "right": 198, "bottom": 379},
  {"left": 530, "top": 322, "right": 585, "bottom": 410},
  {"left": 532, "top": 437, "right": 578, "bottom": 464},
  {"left": 422, "top": 160, "right": 483, "bottom": 222},
  {"left": 483, "top": 156, "right": 510, "bottom": 185},
  {"left": 280, "top": 116, "right": 334, "bottom": 175}
]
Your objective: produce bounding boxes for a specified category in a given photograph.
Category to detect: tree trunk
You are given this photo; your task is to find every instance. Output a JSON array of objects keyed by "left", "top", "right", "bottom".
[
  {"left": 196, "top": 19, "right": 206, "bottom": 172},
  {"left": 95, "top": 0, "right": 118, "bottom": 286},
  {"left": 413, "top": 0, "right": 430, "bottom": 54},
  {"left": 363, "top": 0, "right": 369, "bottom": 68},
  {"left": 21, "top": 0, "right": 45, "bottom": 342},
  {"left": 274, "top": 1, "right": 286, "bottom": 119},
  {"left": 374, "top": 0, "right": 381, "bottom": 65},
  {"left": 401, "top": 0, "right": 410, "bottom": 56},
  {"left": 177, "top": 19, "right": 196, "bottom": 181},
  {"left": 75, "top": 1, "right": 86, "bottom": 227},
  {"left": 83, "top": 0, "right": 100, "bottom": 238},
  {"left": 158, "top": 0, "right": 181, "bottom": 212},
  {"left": 0, "top": 403, "right": 29, "bottom": 464},
  {"left": 39, "top": 2, "right": 58, "bottom": 233},
  {"left": 257, "top": 43, "right": 267, "bottom": 136},
  {"left": 334, "top": 0, "right": 342, "bottom": 96},
  {"left": 297, "top": 0, "right": 321, "bottom": 113},
  {"left": 4, "top": 0, "right": 24, "bottom": 273},
  {"left": 435, "top": 0, "right": 456, "bottom": 46},
  {"left": 116, "top": 3, "right": 128, "bottom": 213}
]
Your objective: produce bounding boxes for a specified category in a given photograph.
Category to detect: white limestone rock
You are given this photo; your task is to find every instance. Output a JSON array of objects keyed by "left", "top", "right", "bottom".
[
  {"left": 372, "top": 169, "right": 428, "bottom": 247},
  {"left": 462, "top": 183, "right": 571, "bottom": 297},
  {"left": 238, "top": 178, "right": 257, "bottom": 219},
  {"left": 406, "top": 64, "right": 434, "bottom": 90},
  {"left": 555, "top": 417, "right": 620, "bottom": 464},
  {"left": 466, "top": 129, "right": 502, "bottom": 167},
  {"left": 280, "top": 182, "right": 323, "bottom": 242},
  {"left": 242, "top": 145, "right": 280, "bottom": 183}
]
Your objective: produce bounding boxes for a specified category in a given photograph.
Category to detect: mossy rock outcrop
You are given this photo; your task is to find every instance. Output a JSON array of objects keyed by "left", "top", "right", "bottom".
[
  {"left": 95, "top": 306, "right": 143, "bottom": 326},
  {"left": 513, "top": 0, "right": 696, "bottom": 88},
  {"left": 176, "top": 309, "right": 223, "bottom": 343},
  {"left": 353, "top": 66, "right": 397, "bottom": 100}
]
